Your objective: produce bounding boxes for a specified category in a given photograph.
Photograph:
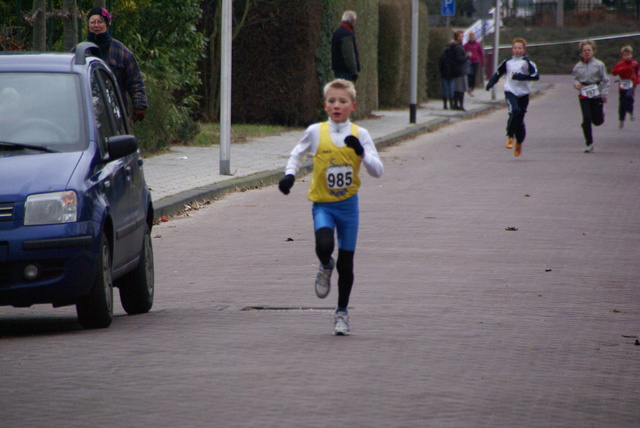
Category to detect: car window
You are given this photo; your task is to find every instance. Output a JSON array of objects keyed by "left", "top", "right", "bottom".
[
  {"left": 92, "top": 72, "right": 114, "bottom": 147},
  {"left": 91, "top": 67, "right": 127, "bottom": 149},
  {"left": 100, "top": 70, "right": 127, "bottom": 136},
  {"left": 0, "top": 73, "right": 86, "bottom": 151}
]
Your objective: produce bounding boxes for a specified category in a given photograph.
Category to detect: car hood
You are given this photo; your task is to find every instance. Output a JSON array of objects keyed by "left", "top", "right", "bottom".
[{"left": 0, "top": 152, "right": 83, "bottom": 200}]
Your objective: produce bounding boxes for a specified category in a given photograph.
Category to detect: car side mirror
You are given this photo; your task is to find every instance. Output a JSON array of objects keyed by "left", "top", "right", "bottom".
[{"left": 107, "top": 135, "right": 138, "bottom": 160}]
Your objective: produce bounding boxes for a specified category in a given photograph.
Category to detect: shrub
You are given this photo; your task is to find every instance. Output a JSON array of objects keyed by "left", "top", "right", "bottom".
[{"left": 378, "top": 0, "right": 429, "bottom": 107}]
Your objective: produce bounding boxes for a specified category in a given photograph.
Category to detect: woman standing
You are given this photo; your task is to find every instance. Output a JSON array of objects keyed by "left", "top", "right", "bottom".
[
  {"left": 572, "top": 40, "right": 609, "bottom": 153},
  {"left": 86, "top": 7, "right": 147, "bottom": 122},
  {"left": 450, "top": 30, "right": 469, "bottom": 111}
]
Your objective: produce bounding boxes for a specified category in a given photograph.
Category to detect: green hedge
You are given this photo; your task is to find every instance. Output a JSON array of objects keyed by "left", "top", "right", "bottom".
[
  {"left": 327, "top": 0, "right": 381, "bottom": 118},
  {"left": 231, "top": 0, "right": 380, "bottom": 125},
  {"left": 378, "top": 0, "right": 429, "bottom": 107},
  {"left": 231, "top": 0, "right": 323, "bottom": 126}
]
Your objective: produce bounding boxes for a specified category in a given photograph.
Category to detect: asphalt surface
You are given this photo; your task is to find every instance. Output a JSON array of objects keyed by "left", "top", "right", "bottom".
[{"left": 1, "top": 75, "right": 639, "bottom": 427}]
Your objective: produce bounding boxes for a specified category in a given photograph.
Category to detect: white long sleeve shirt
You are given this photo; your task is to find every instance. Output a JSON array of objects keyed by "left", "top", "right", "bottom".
[{"left": 284, "top": 118, "right": 384, "bottom": 178}]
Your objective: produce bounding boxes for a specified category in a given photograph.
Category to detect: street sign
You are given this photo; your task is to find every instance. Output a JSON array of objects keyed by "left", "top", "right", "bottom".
[{"left": 442, "top": 0, "right": 455, "bottom": 16}]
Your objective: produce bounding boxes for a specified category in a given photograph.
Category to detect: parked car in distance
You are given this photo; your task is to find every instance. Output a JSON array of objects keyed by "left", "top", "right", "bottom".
[{"left": 0, "top": 42, "right": 154, "bottom": 329}]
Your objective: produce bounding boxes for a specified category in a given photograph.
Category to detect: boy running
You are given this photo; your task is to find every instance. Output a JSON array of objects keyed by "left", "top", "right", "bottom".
[
  {"left": 278, "top": 79, "right": 384, "bottom": 335},
  {"left": 572, "top": 40, "right": 610, "bottom": 153},
  {"left": 611, "top": 45, "right": 639, "bottom": 129},
  {"left": 486, "top": 37, "right": 540, "bottom": 157}
]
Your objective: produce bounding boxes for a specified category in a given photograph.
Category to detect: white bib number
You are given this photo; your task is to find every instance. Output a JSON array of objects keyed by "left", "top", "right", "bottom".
[
  {"left": 620, "top": 79, "right": 633, "bottom": 90},
  {"left": 580, "top": 84, "right": 600, "bottom": 98},
  {"left": 326, "top": 165, "right": 353, "bottom": 190}
]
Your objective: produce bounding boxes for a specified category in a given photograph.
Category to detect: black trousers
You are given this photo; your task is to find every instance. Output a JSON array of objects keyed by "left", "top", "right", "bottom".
[
  {"left": 505, "top": 92, "right": 529, "bottom": 144},
  {"left": 618, "top": 88, "right": 634, "bottom": 121},
  {"left": 579, "top": 97, "right": 604, "bottom": 146}
]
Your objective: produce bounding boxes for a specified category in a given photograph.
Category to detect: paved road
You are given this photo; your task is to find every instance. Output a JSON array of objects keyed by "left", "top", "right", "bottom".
[{"left": 1, "top": 76, "right": 639, "bottom": 427}]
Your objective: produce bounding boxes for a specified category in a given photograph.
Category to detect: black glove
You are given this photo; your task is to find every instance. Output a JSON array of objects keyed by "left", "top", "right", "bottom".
[
  {"left": 278, "top": 174, "right": 295, "bottom": 195},
  {"left": 344, "top": 135, "right": 364, "bottom": 157}
]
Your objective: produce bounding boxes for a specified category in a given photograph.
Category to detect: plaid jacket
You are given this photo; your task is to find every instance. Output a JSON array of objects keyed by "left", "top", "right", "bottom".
[{"left": 107, "top": 39, "right": 147, "bottom": 112}]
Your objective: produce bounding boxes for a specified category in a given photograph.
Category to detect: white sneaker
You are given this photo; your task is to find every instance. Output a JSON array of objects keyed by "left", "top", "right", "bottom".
[
  {"left": 333, "top": 311, "right": 350, "bottom": 335},
  {"left": 584, "top": 144, "right": 594, "bottom": 153},
  {"left": 314, "top": 257, "right": 334, "bottom": 298}
]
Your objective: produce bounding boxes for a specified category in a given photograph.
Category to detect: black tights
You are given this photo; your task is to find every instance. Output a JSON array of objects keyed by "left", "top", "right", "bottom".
[
  {"left": 579, "top": 97, "right": 604, "bottom": 146},
  {"left": 315, "top": 227, "right": 355, "bottom": 310}
]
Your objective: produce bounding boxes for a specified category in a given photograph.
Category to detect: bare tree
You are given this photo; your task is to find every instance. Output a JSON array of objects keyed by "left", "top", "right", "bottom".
[
  {"left": 63, "top": 0, "right": 78, "bottom": 51},
  {"left": 31, "top": 0, "right": 46, "bottom": 51},
  {"left": 201, "top": 0, "right": 263, "bottom": 120}
]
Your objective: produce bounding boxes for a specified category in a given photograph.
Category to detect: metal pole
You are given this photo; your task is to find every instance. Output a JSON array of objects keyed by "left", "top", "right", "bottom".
[
  {"left": 220, "top": 0, "right": 231, "bottom": 175},
  {"left": 410, "top": 0, "right": 418, "bottom": 124},
  {"left": 491, "top": 0, "right": 500, "bottom": 101}
]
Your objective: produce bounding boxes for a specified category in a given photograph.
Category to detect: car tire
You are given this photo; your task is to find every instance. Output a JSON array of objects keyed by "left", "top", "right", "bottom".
[
  {"left": 76, "top": 232, "right": 114, "bottom": 329},
  {"left": 118, "top": 223, "right": 154, "bottom": 315}
]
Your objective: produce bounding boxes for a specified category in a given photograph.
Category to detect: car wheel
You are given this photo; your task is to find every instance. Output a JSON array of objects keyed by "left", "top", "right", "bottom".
[
  {"left": 76, "top": 232, "right": 114, "bottom": 329},
  {"left": 118, "top": 223, "right": 154, "bottom": 315}
]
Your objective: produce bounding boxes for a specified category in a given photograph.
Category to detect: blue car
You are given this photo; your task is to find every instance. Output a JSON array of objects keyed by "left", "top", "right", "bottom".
[{"left": 0, "top": 43, "right": 154, "bottom": 328}]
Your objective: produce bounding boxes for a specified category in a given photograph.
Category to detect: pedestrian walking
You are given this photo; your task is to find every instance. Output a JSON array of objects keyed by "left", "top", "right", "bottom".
[
  {"left": 486, "top": 37, "right": 539, "bottom": 157},
  {"left": 572, "top": 39, "right": 609, "bottom": 153},
  {"left": 86, "top": 7, "right": 147, "bottom": 122},
  {"left": 610, "top": 45, "right": 639, "bottom": 129},
  {"left": 331, "top": 11, "right": 361, "bottom": 82},
  {"left": 278, "top": 79, "right": 384, "bottom": 336},
  {"left": 464, "top": 32, "right": 485, "bottom": 96}
]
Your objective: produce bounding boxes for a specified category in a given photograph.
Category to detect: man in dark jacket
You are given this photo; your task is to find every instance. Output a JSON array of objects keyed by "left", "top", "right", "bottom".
[{"left": 331, "top": 11, "right": 360, "bottom": 82}]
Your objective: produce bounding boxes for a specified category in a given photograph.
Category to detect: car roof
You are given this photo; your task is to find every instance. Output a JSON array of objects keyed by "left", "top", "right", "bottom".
[{"left": 0, "top": 43, "right": 102, "bottom": 73}]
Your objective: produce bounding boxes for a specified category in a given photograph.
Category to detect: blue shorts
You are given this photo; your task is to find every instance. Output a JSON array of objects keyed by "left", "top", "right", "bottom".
[{"left": 312, "top": 194, "right": 359, "bottom": 252}]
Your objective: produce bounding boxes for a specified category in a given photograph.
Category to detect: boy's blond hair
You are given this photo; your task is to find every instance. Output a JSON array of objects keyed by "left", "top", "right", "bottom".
[
  {"left": 323, "top": 79, "right": 357, "bottom": 102},
  {"left": 621, "top": 45, "right": 633, "bottom": 55}
]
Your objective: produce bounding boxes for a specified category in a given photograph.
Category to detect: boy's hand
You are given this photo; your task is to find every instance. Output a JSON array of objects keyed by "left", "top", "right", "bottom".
[
  {"left": 344, "top": 135, "right": 364, "bottom": 156},
  {"left": 278, "top": 174, "right": 295, "bottom": 195}
]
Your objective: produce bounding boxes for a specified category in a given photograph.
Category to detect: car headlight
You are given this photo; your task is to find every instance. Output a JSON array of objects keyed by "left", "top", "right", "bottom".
[{"left": 24, "top": 191, "right": 77, "bottom": 225}]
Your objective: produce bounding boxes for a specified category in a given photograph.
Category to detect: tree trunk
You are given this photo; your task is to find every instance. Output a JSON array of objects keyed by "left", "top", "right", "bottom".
[
  {"left": 32, "top": 0, "right": 46, "bottom": 51},
  {"left": 63, "top": 0, "right": 78, "bottom": 51}
]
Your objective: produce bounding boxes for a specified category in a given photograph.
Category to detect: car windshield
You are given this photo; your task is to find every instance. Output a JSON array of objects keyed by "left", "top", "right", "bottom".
[{"left": 0, "top": 73, "right": 86, "bottom": 152}]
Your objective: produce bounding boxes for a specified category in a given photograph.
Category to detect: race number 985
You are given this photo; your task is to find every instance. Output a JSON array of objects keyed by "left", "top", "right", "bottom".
[{"left": 326, "top": 165, "right": 353, "bottom": 189}]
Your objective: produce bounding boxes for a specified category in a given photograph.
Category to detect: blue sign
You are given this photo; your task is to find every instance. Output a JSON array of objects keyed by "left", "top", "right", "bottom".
[{"left": 442, "top": 0, "right": 455, "bottom": 16}]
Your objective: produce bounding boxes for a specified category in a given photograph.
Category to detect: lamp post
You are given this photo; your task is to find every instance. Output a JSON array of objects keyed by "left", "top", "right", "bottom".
[{"left": 220, "top": 0, "right": 232, "bottom": 175}]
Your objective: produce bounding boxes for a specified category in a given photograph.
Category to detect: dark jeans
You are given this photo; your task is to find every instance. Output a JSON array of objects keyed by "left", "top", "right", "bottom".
[
  {"left": 618, "top": 89, "right": 634, "bottom": 121},
  {"left": 505, "top": 92, "right": 529, "bottom": 144},
  {"left": 442, "top": 78, "right": 454, "bottom": 99},
  {"left": 467, "top": 63, "right": 479, "bottom": 91},
  {"left": 579, "top": 97, "right": 604, "bottom": 146}
]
